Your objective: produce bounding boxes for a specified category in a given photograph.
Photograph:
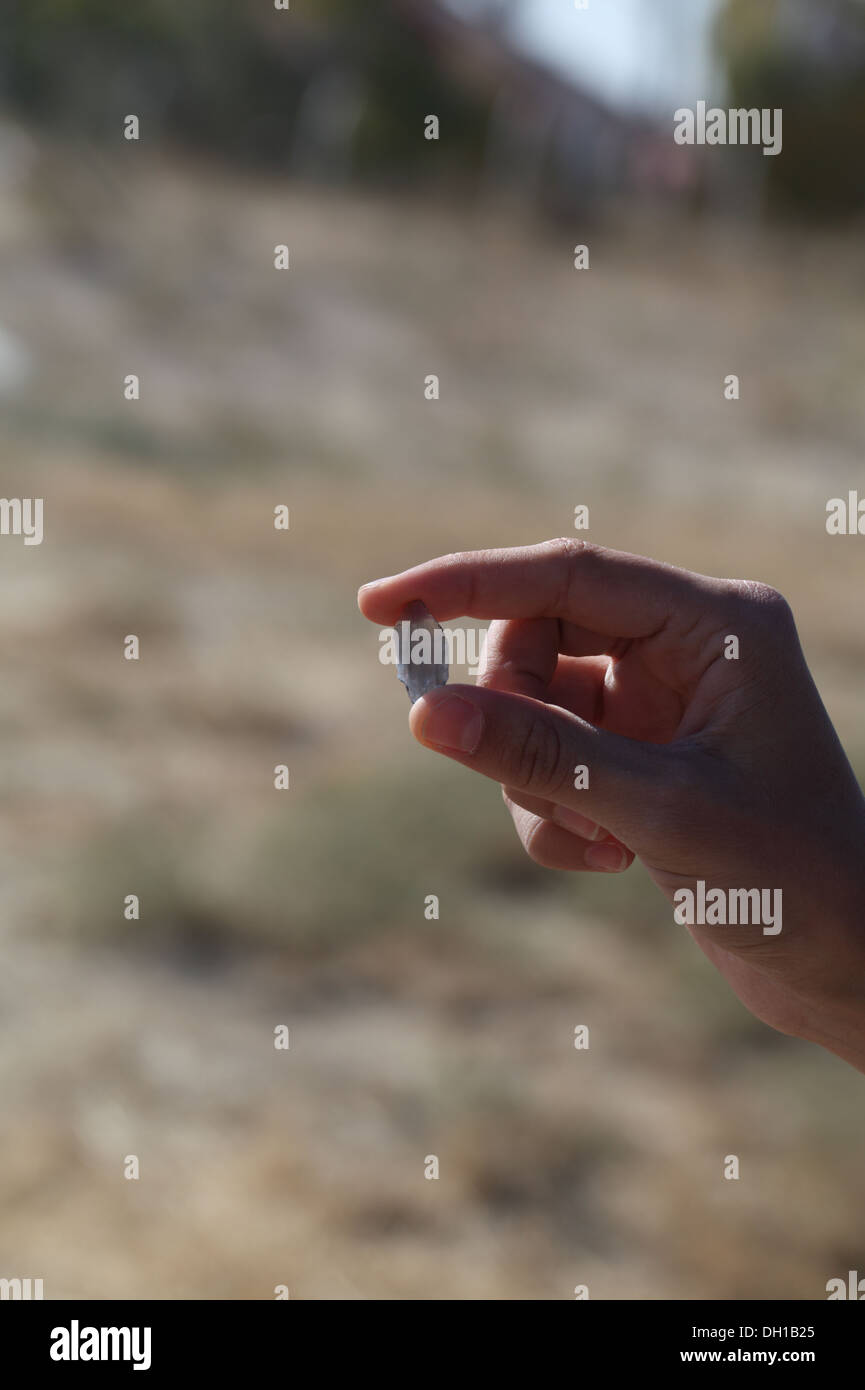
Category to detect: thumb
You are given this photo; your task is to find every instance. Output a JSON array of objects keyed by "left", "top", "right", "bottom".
[{"left": 409, "top": 684, "right": 674, "bottom": 840}]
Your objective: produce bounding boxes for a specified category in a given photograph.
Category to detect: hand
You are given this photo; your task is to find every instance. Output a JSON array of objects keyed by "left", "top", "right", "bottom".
[{"left": 359, "top": 538, "right": 865, "bottom": 1071}]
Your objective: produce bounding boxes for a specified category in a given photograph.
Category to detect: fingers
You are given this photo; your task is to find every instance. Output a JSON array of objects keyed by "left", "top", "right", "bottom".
[
  {"left": 502, "top": 787, "right": 634, "bottom": 873},
  {"left": 506, "top": 797, "right": 633, "bottom": 873},
  {"left": 502, "top": 786, "right": 611, "bottom": 842},
  {"left": 476, "top": 617, "right": 560, "bottom": 698},
  {"left": 480, "top": 617, "right": 609, "bottom": 721},
  {"left": 358, "top": 537, "right": 717, "bottom": 636},
  {"left": 408, "top": 682, "right": 671, "bottom": 839}
]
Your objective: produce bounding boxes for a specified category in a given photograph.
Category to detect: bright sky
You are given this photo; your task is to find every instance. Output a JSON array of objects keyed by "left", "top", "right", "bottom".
[{"left": 443, "top": 0, "right": 724, "bottom": 113}]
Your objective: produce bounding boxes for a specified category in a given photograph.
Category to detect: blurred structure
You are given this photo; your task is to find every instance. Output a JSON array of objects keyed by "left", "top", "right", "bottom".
[
  {"left": 715, "top": 0, "right": 865, "bottom": 216},
  {"left": 5, "top": 0, "right": 865, "bottom": 219},
  {"left": 0, "top": 0, "right": 686, "bottom": 214}
]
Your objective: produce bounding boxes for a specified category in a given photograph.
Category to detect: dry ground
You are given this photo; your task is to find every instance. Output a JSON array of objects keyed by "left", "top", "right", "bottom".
[{"left": 0, "top": 133, "right": 863, "bottom": 1298}]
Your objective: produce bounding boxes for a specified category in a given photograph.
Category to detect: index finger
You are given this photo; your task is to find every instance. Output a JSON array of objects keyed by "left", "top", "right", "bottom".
[{"left": 358, "top": 538, "right": 719, "bottom": 637}]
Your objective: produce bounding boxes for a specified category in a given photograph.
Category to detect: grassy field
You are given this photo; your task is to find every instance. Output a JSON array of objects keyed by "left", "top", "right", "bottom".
[{"left": 0, "top": 136, "right": 863, "bottom": 1298}]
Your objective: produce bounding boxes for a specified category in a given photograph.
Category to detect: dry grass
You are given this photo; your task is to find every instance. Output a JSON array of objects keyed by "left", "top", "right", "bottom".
[{"left": 0, "top": 137, "right": 863, "bottom": 1298}]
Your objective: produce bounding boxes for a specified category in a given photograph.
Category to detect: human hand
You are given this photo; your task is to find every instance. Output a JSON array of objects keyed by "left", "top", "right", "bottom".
[{"left": 359, "top": 539, "right": 865, "bottom": 1071}]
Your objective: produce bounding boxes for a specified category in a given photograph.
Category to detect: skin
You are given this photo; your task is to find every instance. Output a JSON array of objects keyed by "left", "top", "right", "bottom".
[{"left": 359, "top": 538, "right": 865, "bottom": 1073}]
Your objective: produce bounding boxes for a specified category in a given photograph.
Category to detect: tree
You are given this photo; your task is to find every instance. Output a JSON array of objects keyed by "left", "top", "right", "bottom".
[{"left": 714, "top": 0, "right": 865, "bottom": 217}]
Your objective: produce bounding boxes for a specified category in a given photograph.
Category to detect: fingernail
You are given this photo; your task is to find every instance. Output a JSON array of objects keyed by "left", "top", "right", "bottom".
[
  {"left": 359, "top": 577, "right": 387, "bottom": 592},
  {"left": 419, "top": 695, "right": 484, "bottom": 753},
  {"left": 552, "top": 806, "right": 603, "bottom": 840},
  {"left": 584, "top": 843, "right": 627, "bottom": 873}
]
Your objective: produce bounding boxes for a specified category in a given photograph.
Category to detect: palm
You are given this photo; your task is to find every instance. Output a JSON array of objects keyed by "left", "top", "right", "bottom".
[
  {"left": 550, "top": 622, "right": 730, "bottom": 745},
  {"left": 549, "top": 627, "right": 805, "bottom": 1031}
]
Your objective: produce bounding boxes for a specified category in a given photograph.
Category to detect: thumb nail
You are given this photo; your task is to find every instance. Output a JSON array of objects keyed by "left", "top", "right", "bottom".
[{"left": 417, "top": 694, "right": 484, "bottom": 753}]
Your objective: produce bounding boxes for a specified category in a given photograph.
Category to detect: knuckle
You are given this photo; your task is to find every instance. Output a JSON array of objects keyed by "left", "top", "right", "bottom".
[
  {"left": 749, "top": 582, "right": 795, "bottom": 628},
  {"left": 504, "top": 795, "right": 560, "bottom": 869},
  {"left": 479, "top": 664, "right": 512, "bottom": 693},
  {"left": 474, "top": 618, "right": 505, "bottom": 688},
  {"left": 725, "top": 579, "right": 794, "bottom": 628},
  {"left": 547, "top": 535, "right": 594, "bottom": 561},
  {"left": 509, "top": 715, "right": 568, "bottom": 796},
  {"left": 522, "top": 817, "right": 553, "bottom": 866},
  {"left": 545, "top": 536, "right": 598, "bottom": 617},
  {"left": 713, "top": 581, "right": 797, "bottom": 667}
]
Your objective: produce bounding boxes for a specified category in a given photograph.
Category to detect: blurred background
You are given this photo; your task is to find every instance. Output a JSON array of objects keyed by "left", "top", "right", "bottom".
[{"left": 0, "top": 0, "right": 864, "bottom": 1300}]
